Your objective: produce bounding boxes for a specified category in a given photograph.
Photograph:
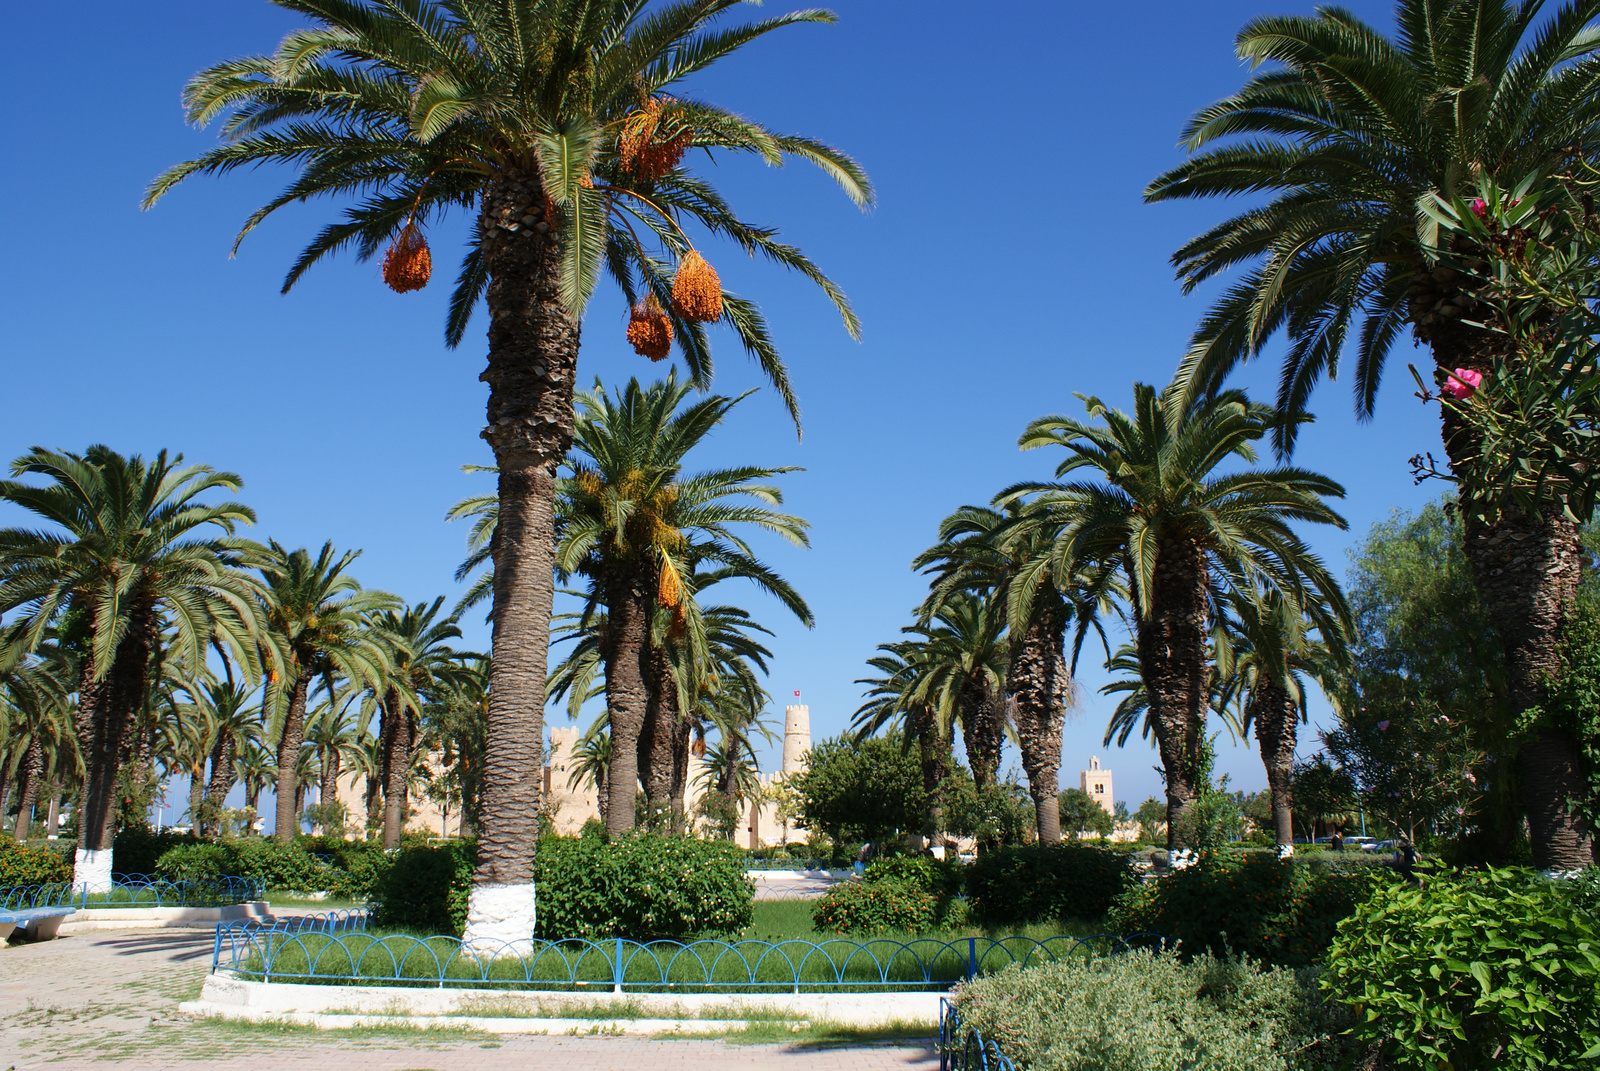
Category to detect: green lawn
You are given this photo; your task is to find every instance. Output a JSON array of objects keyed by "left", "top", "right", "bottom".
[
  {"left": 263, "top": 892, "right": 366, "bottom": 912},
  {"left": 741, "top": 897, "right": 1108, "bottom": 943}
]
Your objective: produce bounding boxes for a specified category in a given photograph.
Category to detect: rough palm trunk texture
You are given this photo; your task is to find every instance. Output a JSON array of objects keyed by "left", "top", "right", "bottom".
[
  {"left": 466, "top": 168, "right": 579, "bottom": 949},
  {"left": 77, "top": 607, "right": 153, "bottom": 857},
  {"left": 639, "top": 644, "right": 678, "bottom": 828},
  {"left": 1249, "top": 680, "right": 1298, "bottom": 847},
  {"left": 602, "top": 576, "right": 652, "bottom": 836},
  {"left": 188, "top": 772, "right": 204, "bottom": 831},
  {"left": 204, "top": 733, "right": 234, "bottom": 837},
  {"left": 382, "top": 689, "right": 410, "bottom": 848},
  {"left": 274, "top": 674, "right": 311, "bottom": 843},
  {"left": 1421, "top": 310, "right": 1595, "bottom": 869},
  {"left": 12, "top": 738, "right": 43, "bottom": 841},
  {"left": 913, "top": 704, "right": 948, "bottom": 847},
  {"left": 1136, "top": 540, "right": 1209, "bottom": 849},
  {"left": 959, "top": 677, "right": 1004, "bottom": 791},
  {"left": 1009, "top": 605, "right": 1069, "bottom": 844},
  {"left": 670, "top": 713, "right": 693, "bottom": 835}
]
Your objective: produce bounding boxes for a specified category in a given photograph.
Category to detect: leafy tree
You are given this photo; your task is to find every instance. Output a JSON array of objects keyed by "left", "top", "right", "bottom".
[
  {"left": 1057, "top": 787, "right": 1114, "bottom": 839},
  {"left": 1135, "top": 796, "right": 1167, "bottom": 844},
  {"left": 1288, "top": 755, "right": 1357, "bottom": 842},
  {"left": 1011, "top": 377, "right": 1347, "bottom": 845},
  {"left": 790, "top": 734, "right": 925, "bottom": 847},
  {"left": 0, "top": 447, "right": 264, "bottom": 886},
  {"left": 1146, "top": 0, "right": 1600, "bottom": 869},
  {"left": 148, "top": 0, "right": 869, "bottom": 944}
]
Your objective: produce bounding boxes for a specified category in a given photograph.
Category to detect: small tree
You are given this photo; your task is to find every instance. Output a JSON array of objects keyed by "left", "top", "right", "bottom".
[
  {"left": 1288, "top": 756, "right": 1357, "bottom": 841},
  {"left": 1135, "top": 797, "right": 1167, "bottom": 844},
  {"left": 693, "top": 792, "right": 741, "bottom": 841},
  {"left": 789, "top": 734, "right": 925, "bottom": 847},
  {"left": 1057, "top": 788, "right": 1114, "bottom": 839}
]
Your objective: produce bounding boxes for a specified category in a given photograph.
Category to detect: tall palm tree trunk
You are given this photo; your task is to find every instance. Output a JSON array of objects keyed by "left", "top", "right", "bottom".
[
  {"left": 1138, "top": 542, "right": 1209, "bottom": 849},
  {"left": 321, "top": 747, "right": 343, "bottom": 837},
  {"left": 1249, "top": 681, "right": 1297, "bottom": 849},
  {"left": 188, "top": 767, "right": 204, "bottom": 831},
  {"left": 273, "top": 674, "right": 311, "bottom": 844},
  {"left": 670, "top": 715, "right": 693, "bottom": 836},
  {"left": 12, "top": 738, "right": 43, "bottom": 841},
  {"left": 381, "top": 690, "right": 410, "bottom": 848},
  {"left": 913, "top": 704, "right": 948, "bottom": 849},
  {"left": 639, "top": 646, "right": 679, "bottom": 830},
  {"left": 959, "top": 678, "right": 1004, "bottom": 791},
  {"left": 75, "top": 606, "right": 155, "bottom": 889},
  {"left": 1429, "top": 320, "right": 1594, "bottom": 869},
  {"left": 1009, "top": 605, "right": 1069, "bottom": 844},
  {"left": 204, "top": 734, "right": 234, "bottom": 838},
  {"left": 465, "top": 168, "right": 580, "bottom": 951},
  {"left": 600, "top": 578, "right": 651, "bottom": 838}
]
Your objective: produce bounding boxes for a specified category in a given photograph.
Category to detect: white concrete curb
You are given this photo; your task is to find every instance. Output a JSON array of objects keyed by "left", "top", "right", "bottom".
[
  {"left": 183, "top": 972, "right": 942, "bottom": 1030},
  {"left": 60, "top": 901, "right": 271, "bottom": 932}
]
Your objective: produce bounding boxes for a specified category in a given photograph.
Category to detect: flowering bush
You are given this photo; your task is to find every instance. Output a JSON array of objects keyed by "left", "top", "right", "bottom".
[
  {"left": 1109, "top": 853, "right": 1388, "bottom": 967},
  {"left": 811, "top": 879, "right": 937, "bottom": 935},
  {"left": 0, "top": 839, "right": 71, "bottom": 887}
]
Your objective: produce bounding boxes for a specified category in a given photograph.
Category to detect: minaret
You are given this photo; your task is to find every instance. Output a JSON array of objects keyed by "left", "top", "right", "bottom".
[{"left": 781, "top": 702, "right": 811, "bottom": 776}]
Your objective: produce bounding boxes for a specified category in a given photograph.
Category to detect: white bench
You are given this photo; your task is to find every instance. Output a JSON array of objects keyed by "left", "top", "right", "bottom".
[{"left": 0, "top": 905, "right": 75, "bottom": 942}]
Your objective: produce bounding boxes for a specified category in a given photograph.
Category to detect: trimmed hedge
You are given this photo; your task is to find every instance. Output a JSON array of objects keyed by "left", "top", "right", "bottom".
[
  {"left": 154, "top": 836, "right": 392, "bottom": 900},
  {"left": 0, "top": 839, "right": 72, "bottom": 886},
  {"left": 1108, "top": 853, "right": 1387, "bottom": 967},
  {"left": 112, "top": 827, "right": 202, "bottom": 875},
  {"left": 966, "top": 843, "right": 1132, "bottom": 924},
  {"left": 371, "top": 834, "right": 755, "bottom": 940}
]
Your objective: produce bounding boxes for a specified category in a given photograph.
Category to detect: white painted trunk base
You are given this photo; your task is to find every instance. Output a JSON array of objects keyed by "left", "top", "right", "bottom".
[
  {"left": 73, "top": 848, "right": 113, "bottom": 893},
  {"left": 460, "top": 882, "right": 537, "bottom": 956}
]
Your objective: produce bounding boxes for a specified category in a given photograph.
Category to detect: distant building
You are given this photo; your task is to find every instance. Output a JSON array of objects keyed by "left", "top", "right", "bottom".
[{"left": 1080, "top": 756, "right": 1113, "bottom": 815}]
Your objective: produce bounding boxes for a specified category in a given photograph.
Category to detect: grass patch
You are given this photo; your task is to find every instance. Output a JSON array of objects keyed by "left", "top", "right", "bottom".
[
  {"left": 263, "top": 892, "right": 366, "bottom": 912},
  {"left": 186, "top": 1013, "right": 492, "bottom": 1043},
  {"left": 742, "top": 897, "right": 1109, "bottom": 943},
  {"left": 660, "top": 1018, "right": 936, "bottom": 1046}
]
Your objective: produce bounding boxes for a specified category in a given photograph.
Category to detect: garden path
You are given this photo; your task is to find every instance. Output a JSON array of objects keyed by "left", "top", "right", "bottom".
[{"left": 0, "top": 928, "right": 939, "bottom": 1071}]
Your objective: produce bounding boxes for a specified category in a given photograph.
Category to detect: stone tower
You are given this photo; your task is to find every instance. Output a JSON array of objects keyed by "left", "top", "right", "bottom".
[
  {"left": 781, "top": 704, "right": 811, "bottom": 776},
  {"left": 1080, "top": 756, "right": 1113, "bottom": 815}
]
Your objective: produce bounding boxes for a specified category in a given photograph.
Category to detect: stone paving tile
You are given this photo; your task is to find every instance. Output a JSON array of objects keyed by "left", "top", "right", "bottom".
[{"left": 0, "top": 929, "right": 939, "bottom": 1071}]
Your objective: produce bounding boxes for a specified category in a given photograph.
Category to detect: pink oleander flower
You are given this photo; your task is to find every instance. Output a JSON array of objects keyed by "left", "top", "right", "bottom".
[
  {"left": 1442, "top": 368, "right": 1483, "bottom": 399},
  {"left": 1471, "top": 197, "right": 1489, "bottom": 218},
  {"left": 1376, "top": 720, "right": 1391, "bottom": 731}
]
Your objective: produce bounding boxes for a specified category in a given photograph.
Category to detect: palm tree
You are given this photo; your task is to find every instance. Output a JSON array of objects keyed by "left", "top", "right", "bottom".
[
  {"left": 371, "top": 599, "right": 472, "bottom": 847},
  {"left": 233, "top": 734, "right": 276, "bottom": 819},
  {"left": 304, "top": 695, "right": 367, "bottom": 835},
  {"left": 0, "top": 631, "right": 73, "bottom": 842},
  {"left": 255, "top": 542, "right": 395, "bottom": 843},
  {"left": 1216, "top": 589, "right": 1347, "bottom": 852},
  {"left": 193, "top": 674, "right": 260, "bottom": 837},
  {"left": 147, "top": 0, "right": 869, "bottom": 945},
  {"left": 1145, "top": 0, "right": 1600, "bottom": 868},
  {"left": 566, "top": 720, "right": 613, "bottom": 827},
  {"left": 915, "top": 503, "right": 1104, "bottom": 842},
  {"left": 853, "top": 639, "right": 956, "bottom": 847},
  {"left": 0, "top": 447, "right": 264, "bottom": 887},
  {"left": 1012, "top": 381, "right": 1348, "bottom": 846},
  {"left": 553, "top": 374, "right": 809, "bottom": 834}
]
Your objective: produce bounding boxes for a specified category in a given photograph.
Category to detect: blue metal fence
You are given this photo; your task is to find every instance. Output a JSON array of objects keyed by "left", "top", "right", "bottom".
[
  {"left": 939, "top": 999, "right": 1016, "bottom": 1071},
  {"left": 210, "top": 929, "right": 1167, "bottom": 993},
  {"left": 0, "top": 874, "right": 261, "bottom": 911}
]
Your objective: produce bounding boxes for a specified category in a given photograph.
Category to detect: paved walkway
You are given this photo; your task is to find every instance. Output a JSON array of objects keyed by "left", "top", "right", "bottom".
[{"left": 0, "top": 929, "right": 939, "bottom": 1071}]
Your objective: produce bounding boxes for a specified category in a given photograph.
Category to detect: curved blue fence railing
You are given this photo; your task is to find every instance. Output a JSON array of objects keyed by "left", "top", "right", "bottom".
[
  {"left": 940, "top": 998, "right": 1016, "bottom": 1071},
  {"left": 0, "top": 874, "right": 262, "bottom": 911},
  {"left": 211, "top": 929, "right": 1168, "bottom": 992}
]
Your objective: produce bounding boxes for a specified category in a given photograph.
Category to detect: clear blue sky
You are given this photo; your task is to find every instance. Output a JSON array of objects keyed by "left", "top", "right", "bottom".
[{"left": 0, "top": 1, "right": 1439, "bottom": 817}]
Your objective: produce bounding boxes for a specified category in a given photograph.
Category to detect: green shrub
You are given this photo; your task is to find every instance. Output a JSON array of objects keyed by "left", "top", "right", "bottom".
[
  {"left": 112, "top": 826, "right": 202, "bottom": 875},
  {"left": 863, "top": 855, "right": 962, "bottom": 895},
  {"left": 966, "top": 843, "right": 1132, "bottom": 924},
  {"left": 1109, "top": 853, "right": 1385, "bottom": 967},
  {"left": 535, "top": 834, "right": 752, "bottom": 940},
  {"left": 153, "top": 836, "right": 362, "bottom": 894},
  {"left": 812, "top": 880, "right": 938, "bottom": 935},
  {"left": 1323, "top": 868, "right": 1600, "bottom": 1070},
  {"left": 372, "top": 835, "right": 754, "bottom": 940},
  {"left": 371, "top": 841, "right": 474, "bottom": 934},
  {"left": 152, "top": 843, "right": 232, "bottom": 883},
  {"left": 0, "top": 839, "right": 72, "bottom": 886},
  {"left": 952, "top": 948, "right": 1355, "bottom": 1071}
]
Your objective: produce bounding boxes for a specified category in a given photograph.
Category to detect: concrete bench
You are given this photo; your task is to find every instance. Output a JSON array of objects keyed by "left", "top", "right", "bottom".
[{"left": 0, "top": 905, "right": 75, "bottom": 942}]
